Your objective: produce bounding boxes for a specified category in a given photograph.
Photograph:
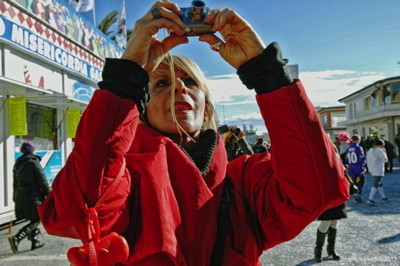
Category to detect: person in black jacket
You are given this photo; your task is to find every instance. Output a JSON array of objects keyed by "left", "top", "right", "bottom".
[
  {"left": 382, "top": 139, "right": 396, "bottom": 173},
  {"left": 8, "top": 142, "right": 51, "bottom": 253},
  {"left": 395, "top": 133, "right": 400, "bottom": 163},
  {"left": 252, "top": 137, "right": 268, "bottom": 154}
]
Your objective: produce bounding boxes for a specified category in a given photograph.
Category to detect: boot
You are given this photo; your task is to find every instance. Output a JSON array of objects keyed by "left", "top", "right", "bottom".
[
  {"left": 327, "top": 228, "right": 340, "bottom": 260},
  {"left": 8, "top": 229, "right": 29, "bottom": 254},
  {"left": 314, "top": 229, "right": 327, "bottom": 263},
  {"left": 29, "top": 228, "right": 45, "bottom": 250}
]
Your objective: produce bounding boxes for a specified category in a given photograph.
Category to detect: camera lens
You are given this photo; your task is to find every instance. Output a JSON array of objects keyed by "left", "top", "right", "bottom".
[
  {"left": 192, "top": 1, "right": 205, "bottom": 8},
  {"left": 189, "top": 0, "right": 206, "bottom": 23}
]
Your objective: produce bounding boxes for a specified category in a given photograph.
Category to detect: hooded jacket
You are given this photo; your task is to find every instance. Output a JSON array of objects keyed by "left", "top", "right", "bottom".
[{"left": 13, "top": 153, "right": 50, "bottom": 220}]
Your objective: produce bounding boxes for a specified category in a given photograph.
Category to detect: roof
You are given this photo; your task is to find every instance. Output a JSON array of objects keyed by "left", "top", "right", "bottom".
[
  {"left": 338, "top": 76, "right": 400, "bottom": 102},
  {"left": 316, "top": 106, "right": 345, "bottom": 112}
]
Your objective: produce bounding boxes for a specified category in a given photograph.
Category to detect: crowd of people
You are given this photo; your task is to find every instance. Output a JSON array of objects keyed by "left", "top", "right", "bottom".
[
  {"left": 336, "top": 132, "right": 397, "bottom": 205},
  {"left": 219, "top": 125, "right": 270, "bottom": 161},
  {"left": 311, "top": 132, "right": 398, "bottom": 263}
]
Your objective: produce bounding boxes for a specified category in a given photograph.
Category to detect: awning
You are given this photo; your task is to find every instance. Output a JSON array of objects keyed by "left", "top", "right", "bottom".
[{"left": 0, "top": 76, "right": 89, "bottom": 111}]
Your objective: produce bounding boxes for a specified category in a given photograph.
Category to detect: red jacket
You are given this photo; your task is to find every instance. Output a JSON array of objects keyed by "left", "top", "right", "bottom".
[{"left": 39, "top": 80, "right": 349, "bottom": 265}]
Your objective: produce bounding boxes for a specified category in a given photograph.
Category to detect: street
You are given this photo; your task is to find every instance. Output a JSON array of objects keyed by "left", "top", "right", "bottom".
[{"left": 1, "top": 164, "right": 399, "bottom": 266}]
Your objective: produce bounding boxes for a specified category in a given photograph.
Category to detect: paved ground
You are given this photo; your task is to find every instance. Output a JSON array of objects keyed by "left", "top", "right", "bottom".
[
  {"left": 260, "top": 162, "right": 400, "bottom": 266},
  {"left": 1, "top": 163, "right": 399, "bottom": 265}
]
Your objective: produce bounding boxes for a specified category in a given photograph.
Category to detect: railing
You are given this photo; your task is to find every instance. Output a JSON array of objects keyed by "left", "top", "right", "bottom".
[
  {"left": 357, "top": 103, "right": 399, "bottom": 117},
  {"left": 341, "top": 102, "right": 400, "bottom": 125}
]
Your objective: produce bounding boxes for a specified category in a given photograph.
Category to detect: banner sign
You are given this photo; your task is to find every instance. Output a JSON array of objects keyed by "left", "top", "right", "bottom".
[
  {"left": 8, "top": 97, "right": 28, "bottom": 136},
  {"left": 9, "top": 0, "right": 122, "bottom": 60},
  {"left": 65, "top": 74, "right": 95, "bottom": 103},
  {"left": 66, "top": 109, "right": 81, "bottom": 138},
  {"left": 0, "top": 16, "right": 102, "bottom": 82}
]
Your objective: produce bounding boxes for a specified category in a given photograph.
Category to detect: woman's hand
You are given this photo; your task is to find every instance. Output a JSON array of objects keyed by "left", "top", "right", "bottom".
[
  {"left": 199, "top": 8, "right": 266, "bottom": 69},
  {"left": 121, "top": 1, "right": 189, "bottom": 73}
]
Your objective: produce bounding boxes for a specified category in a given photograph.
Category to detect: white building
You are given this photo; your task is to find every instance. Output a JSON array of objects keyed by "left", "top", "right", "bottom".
[
  {"left": 0, "top": 0, "right": 122, "bottom": 224},
  {"left": 338, "top": 76, "right": 400, "bottom": 148}
]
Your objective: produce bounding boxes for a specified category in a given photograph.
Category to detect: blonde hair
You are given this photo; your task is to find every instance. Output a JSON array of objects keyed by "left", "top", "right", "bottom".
[
  {"left": 351, "top": 134, "right": 360, "bottom": 142},
  {"left": 150, "top": 54, "right": 217, "bottom": 131}
]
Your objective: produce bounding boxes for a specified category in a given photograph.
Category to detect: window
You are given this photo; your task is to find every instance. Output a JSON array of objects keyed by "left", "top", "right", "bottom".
[
  {"left": 370, "top": 94, "right": 376, "bottom": 108},
  {"left": 364, "top": 97, "right": 370, "bottom": 110},
  {"left": 15, "top": 104, "right": 57, "bottom": 151},
  {"left": 322, "top": 113, "right": 328, "bottom": 128},
  {"left": 392, "top": 83, "right": 400, "bottom": 102},
  {"left": 349, "top": 103, "right": 355, "bottom": 119},
  {"left": 331, "top": 113, "right": 346, "bottom": 127},
  {"left": 383, "top": 85, "right": 391, "bottom": 104}
]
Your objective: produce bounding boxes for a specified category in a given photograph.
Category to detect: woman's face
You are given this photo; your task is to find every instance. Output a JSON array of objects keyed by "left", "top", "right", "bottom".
[{"left": 147, "top": 64, "right": 206, "bottom": 136}]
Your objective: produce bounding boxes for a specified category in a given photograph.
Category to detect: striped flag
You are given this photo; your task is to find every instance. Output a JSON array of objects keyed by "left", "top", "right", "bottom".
[
  {"left": 69, "top": 0, "right": 94, "bottom": 12},
  {"left": 115, "top": 0, "right": 127, "bottom": 49}
]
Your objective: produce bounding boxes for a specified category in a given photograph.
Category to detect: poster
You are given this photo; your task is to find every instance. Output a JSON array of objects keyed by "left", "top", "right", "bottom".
[
  {"left": 67, "top": 109, "right": 81, "bottom": 138},
  {"left": 8, "top": 97, "right": 27, "bottom": 136}
]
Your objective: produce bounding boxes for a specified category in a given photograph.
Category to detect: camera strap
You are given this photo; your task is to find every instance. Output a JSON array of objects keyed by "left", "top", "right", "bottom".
[{"left": 210, "top": 178, "right": 231, "bottom": 266}]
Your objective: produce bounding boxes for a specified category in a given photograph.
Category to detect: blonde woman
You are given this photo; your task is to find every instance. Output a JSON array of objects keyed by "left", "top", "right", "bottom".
[{"left": 39, "top": 1, "right": 349, "bottom": 265}]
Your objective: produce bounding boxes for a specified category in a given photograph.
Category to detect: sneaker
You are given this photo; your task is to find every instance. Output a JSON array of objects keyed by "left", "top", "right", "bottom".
[
  {"left": 381, "top": 197, "right": 389, "bottom": 203},
  {"left": 367, "top": 199, "right": 376, "bottom": 206},
  {"left": 354, "top": 195, "right": 362, "bottom": 203}
]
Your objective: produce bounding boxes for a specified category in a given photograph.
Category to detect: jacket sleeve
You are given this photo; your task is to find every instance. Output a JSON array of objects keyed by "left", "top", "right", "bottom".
[
  {"left": 39, "top": 60, "right": 148, "bottom": 242},
  {"left": 227, "top": 80, "right": 349, "bottom": 251}
]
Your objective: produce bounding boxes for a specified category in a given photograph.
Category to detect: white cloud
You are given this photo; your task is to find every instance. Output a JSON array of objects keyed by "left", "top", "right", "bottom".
[
  {"left": 299, "top": 70, "right": 387, "bottom": 106},
  {"left": 206, "top": 75, "right": 255, "bottom": 103},
  {"left": 205, "top": 70, "right": 388, "bottom": 134},
  {"left": 207, "top": 70, "right": 387, "bottom": 107},
  {"left": 227, "top": 112, "right": 263, "bottom": 121},
  {"left": 223, "top": 112, "right": 267, "bottom": 135}
]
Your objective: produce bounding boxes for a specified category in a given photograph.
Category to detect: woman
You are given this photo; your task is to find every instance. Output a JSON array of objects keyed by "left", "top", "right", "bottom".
[
  {"left": 39, "top": 1, "right": 349, "bottom": 265},
  {"left": 313, "top": 204, "right": 347, "bottom": 262},
  {"left": 9, "top": 142, "right": 50, "bottom": 253}
]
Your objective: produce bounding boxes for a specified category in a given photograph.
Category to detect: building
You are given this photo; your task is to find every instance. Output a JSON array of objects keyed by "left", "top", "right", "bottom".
[
  {"left": 338, "top": 76, "right": 400, "bottom": 149},
  {"left": 0, "top": 0, "right": 122, "bottom": 224},
  {"left": 316, "top": 106, "right": 346, "bottom": 141}
]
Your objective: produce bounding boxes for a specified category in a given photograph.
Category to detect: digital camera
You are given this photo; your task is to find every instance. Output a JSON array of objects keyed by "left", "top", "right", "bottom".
[
  {"left": 170, "top": 1, "right": 214, "bottom": 36},
  {"left": 230, "top": 127, "right": 241, "bottom": 136}
]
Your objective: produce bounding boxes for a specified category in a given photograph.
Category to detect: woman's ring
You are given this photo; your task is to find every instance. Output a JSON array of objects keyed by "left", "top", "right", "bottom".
[
  {"left": 150, "top": 7, "right": 163, "bottom": 20},
  {"left": 210, "top": 41, "right": 222, "bottom": 52}
]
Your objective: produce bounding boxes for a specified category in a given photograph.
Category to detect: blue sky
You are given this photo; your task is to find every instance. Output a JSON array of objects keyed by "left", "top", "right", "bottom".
[{"left": 79, "top": 0, "right": 400, "bottom": 134}]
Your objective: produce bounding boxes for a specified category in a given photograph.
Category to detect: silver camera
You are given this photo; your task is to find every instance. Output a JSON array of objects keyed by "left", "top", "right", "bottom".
[{"left": 170, "top": 1, "right": 214, "bottom": 36}]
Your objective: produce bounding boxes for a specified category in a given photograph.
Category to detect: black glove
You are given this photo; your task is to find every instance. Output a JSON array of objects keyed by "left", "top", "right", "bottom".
[
  {"left": 237, "top": 42, "right": 293, "bottom": 94},
  {"left": 98, "top": 58, "right": 150, "bottom": 114}
]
